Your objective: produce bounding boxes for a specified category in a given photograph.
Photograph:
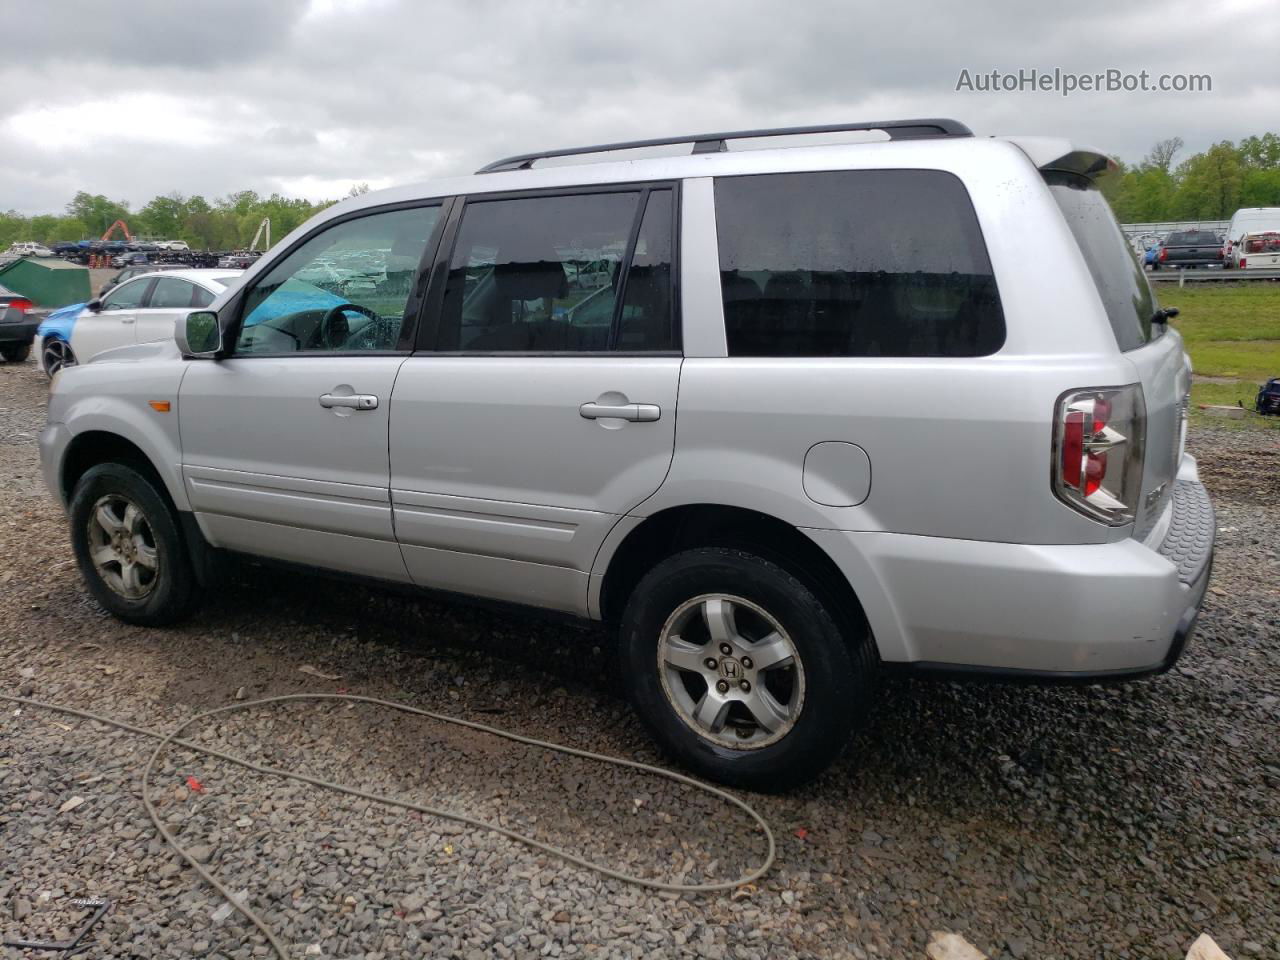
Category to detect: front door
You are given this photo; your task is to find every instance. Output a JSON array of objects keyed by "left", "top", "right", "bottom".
[
  {"left": 73, "top": 275, "right": 153, "bottom": 362},
  {"left": 178, "top": 202, "right": 444, "bottom": 582},
  {"left": 389, "top": 187, "right": 681, "bottom": 614}
]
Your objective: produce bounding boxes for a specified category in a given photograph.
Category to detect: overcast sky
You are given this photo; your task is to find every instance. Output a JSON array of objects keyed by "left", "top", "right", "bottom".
[{"left": 1, "top": 0, "right": 1274, "bottom": 215}]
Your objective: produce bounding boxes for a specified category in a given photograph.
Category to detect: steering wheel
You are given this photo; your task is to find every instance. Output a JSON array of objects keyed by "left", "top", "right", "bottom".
[{"left": 320, "top": 303, "right": 379, "bottom": 350}]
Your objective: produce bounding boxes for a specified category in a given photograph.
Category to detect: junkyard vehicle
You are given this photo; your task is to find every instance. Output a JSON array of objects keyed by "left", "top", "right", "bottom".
[
  {"left": 1236, "top": 231, "right": 1280, "bottom": 270},
  {"left": 0, "top": 282, "right": 40, "bottom": 362},
  {"left": 1152, "top": 230, "right": 1224, "bottom": 270},
  {"left": 1257, "top": 378, "right": 1280, "bottom": 415},
  {"left": 1223, "top": 207, "right": 1280, "bottom": 267},
  {"left": 6, "top": 241, "right": 54, "bottom": 258},
  {"left": 99, "top": 263, "right": 185, "bottom": 297},
  {"left": 35, "top": 269, "right": 242, "bottom": 376},
  {"left": 38, "top": 120, "right": 1216, "bottom": 789}
]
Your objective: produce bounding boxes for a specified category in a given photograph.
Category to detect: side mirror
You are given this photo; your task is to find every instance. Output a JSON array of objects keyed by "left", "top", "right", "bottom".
[
  {"left": 176, "top": 310, "right": 223, "bottom": 358},
  {"left": 87, "top": 299, "right": 102, "bottom": 313}
]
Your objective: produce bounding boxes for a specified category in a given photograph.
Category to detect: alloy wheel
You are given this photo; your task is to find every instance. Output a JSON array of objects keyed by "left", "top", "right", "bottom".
[
  {"left": 656, "top": 593, "right": 805, "bottom": 749},
  {"left": 43, "top": 339, "right": 76, "bottom": 375},
  {"left": 86, "top": 494, "right": 160, "bottom": 600}
]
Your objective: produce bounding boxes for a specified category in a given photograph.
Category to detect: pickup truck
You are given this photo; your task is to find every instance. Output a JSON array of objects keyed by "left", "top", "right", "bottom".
[{"left": 1153, "top": 230, "right": 1225, "bottom": 270}]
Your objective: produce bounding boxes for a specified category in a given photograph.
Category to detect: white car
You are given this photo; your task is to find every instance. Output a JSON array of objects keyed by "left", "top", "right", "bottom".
[
  {"left": 155, "top": 240, "right": 191, "bottom": 252},
  {"left": 36, "top": 269, "right": 242, "bottom": 376},
  {"left": 1223, "top": 207, "right": 1280, "bottom": 267},
  {"left": 1236, "top": 231, "right": 1280, "bottom": 270},
  {"left": 7, "top": 241, "right": 54, "bottom": 258}
]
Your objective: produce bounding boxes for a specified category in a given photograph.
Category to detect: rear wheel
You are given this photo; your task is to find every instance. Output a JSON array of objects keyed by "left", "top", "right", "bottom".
[
  {"left": 619, "top": 547, "right": 876, "bottom": 791},
  {"left": 1, "top": 344, "right": 30, "bottom": 363},
  {"left": 69, "top": 462, "right": 197, "bottom": 626},
  {"left": 42, "top": 338, "right": 76, "bottom": 376}
]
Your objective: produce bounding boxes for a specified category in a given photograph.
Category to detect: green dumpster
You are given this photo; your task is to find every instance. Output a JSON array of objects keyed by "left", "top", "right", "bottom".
[{"left": 0, "top": 257, "right": 92, "bottom": 308}]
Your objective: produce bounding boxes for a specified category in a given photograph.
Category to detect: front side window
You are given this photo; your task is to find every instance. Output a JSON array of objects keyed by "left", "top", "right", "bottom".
[
  {"left": 436, "top": 188, "right": 675, "bottom": 352},
  {"left": 715, "top": 170, "right": 1004, "bottom": 357},
  {"left": 235, "top": 205, "right": 441, "bottom": 355},
  {"left": 149, "top": 277, "right": 197, "bottom": 309},
  {"left": 100, "top": 277, "right": 152, "bottom": 311}
]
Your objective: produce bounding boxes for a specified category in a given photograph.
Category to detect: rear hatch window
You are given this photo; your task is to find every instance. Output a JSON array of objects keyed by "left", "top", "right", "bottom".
[{"left": 1046, "top": 172, "right": 1161, "bottom": 352}]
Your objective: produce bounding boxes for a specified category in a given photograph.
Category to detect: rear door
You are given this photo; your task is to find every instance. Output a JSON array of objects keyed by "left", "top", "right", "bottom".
[
  {"left": 388, "top": 186, "right": 681, "bottom": 614},
  {"left": 1045, "top": 173, "right": 1188, "bottom": 536},
  {"left": 135, "top": 276, "right": 199, "bottom": 344}
]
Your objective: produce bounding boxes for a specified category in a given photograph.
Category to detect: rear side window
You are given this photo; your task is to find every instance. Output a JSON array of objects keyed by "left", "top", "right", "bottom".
[
  {"left": 714, "top": 170, "right": 1004, "bottom": 357},
  {"left": 1046, "top": 172, "right": 1159, "bottom": 351},
  {"left": 436, "top": 188, "right": 676, "bottom": 352}
]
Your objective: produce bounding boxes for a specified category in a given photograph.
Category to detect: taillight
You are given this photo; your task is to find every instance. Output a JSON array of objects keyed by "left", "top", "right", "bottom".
[
  {"left": 1052, "top": 385, "right": 1146, "bottom": 525},
  {"left": 1159, "top": 248, "right": 1168, "bottom": 261},
  {"left": 1240, "top": 258, "right": 1247, "bottom": 268},
  {"left": 9, "top": 298, "right": 32, "bottom": 313}
]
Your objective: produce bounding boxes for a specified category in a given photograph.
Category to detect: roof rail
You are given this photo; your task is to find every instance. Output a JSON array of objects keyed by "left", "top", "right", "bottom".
[{"left": 476, "top": 118, "right": 972, "bottom": 174}]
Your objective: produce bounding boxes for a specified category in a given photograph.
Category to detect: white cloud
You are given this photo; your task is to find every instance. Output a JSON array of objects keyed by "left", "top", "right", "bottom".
[{"left": 0, "top": 0, "right": 1271, "bottom": 215}]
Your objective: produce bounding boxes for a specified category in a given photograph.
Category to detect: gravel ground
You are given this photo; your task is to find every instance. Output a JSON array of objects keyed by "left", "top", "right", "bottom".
[{"left": 1, "top": 355, "right": 1277, "bottom": 959}]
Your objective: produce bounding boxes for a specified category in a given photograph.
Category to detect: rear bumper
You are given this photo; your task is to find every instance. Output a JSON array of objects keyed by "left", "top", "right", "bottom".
[
  {"left": 807, "top": 463, "right": 1215, "bottom": 679},
  {"left": 0, "top": 316, "right": 41, "bottom": 345}
]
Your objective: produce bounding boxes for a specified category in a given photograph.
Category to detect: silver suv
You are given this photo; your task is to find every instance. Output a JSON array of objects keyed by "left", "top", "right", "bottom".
[{"left": 39, "top": 120, "right": 1215, "bottom": 790}]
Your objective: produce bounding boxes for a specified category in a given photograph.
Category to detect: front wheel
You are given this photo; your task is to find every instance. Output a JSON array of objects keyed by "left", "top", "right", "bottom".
[
  {"left": 68, "top": 462, "right": 197, "bottom": 625},
  {"left": 619, "top": 548, "right": 876, "bottom": 791},
  {"left": 42, "top": 338, "right": 76, "bottom": 376}
]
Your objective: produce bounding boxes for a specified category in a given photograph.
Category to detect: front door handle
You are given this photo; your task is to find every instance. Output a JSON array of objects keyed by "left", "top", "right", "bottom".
[
  {"left": 120, "top": 317, "right": 135, "bottom": 324},
  {"left": 579, "top": 401, "right": 661, "bottom": 422},
  {"left": 319, "top": 393, "right": 379, "bottom": 410}
]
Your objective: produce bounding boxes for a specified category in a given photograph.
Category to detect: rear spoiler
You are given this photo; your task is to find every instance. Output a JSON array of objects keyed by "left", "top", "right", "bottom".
[{"left": 1001, "top": 137, "right": 1117, "bottom": 180}]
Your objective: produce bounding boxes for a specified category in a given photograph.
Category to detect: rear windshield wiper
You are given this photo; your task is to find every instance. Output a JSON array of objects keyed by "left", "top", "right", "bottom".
[{"left": 1151, "top": 307, "right": 1180, "bottom": 326}]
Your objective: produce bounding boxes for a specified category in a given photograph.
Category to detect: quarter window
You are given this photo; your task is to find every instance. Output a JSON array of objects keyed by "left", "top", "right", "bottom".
[
  {"left": 714, "top": 170, "right": 1004, "bottom": 357},
  {"left": 235, "top": 205, "right": 441, "bottom": 355},
  {"left": 436, "top": 188, "right": 676, "bottom": 352}
]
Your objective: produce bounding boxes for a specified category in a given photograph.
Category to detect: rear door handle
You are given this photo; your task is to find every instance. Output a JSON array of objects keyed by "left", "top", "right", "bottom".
[
  {"left": 579, "top": 401, "right": 661, "bottom": 422},
  {"left": 319, "top": 393, "right": 379, "bottom": 410}
]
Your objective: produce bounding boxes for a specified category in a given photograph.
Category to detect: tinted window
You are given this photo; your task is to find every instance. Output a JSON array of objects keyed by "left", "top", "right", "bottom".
[
  {"left": 616, "top": 190, "right": 676, "bottom": 351},
  {"left": 1047, "top": 172, "right": 1159, "bottom": 351},
  {"left": 237, "top": 205, "right": 440, "bottom": 355},
  {"left": 149, "top": 277, "right": 196, "bottom": 309},
  {"left": 437, "top": 190, "right": 674, "bottom": 353},
  {"left": 191, "top": 286, "right": 215, "bottom": 308},
  {"left": 101, "top": 277, "right": 151, "bottom": 311},
  {"left": 715, "top": 170, "right": 1004, "bottom": 357}
]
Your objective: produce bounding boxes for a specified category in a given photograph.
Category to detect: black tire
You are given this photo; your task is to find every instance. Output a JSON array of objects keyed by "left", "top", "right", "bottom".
[
  {"left": 618, "top": 547, "right": 876, "bottom": 792},
  {"left": 68, "top": 462, "right": 197, "bottom": 626},
  {"left": 1, "top": 343, "right": 30, "bottom": 363}
]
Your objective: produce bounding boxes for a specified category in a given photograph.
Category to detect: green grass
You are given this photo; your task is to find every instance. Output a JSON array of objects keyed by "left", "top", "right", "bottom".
[{"left": 1156, "top": 284, "right": 1280, "bottom": 430}]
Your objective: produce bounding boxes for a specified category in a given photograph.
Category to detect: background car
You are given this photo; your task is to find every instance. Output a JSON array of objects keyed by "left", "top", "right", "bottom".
[
  {"left": 1257, "top": 378, "right": 1280, "bottom": 415},
  {"left": 99, "top": 263, "right": 185, "bottom": 297},
  {"left": 0, "top": 282, "right": 40, "bottom": 362},
  {"left": 36, "top": 269, "right": 242, "bottom": 376},
  {"left": 1236, "top": 231, "right": 1280, "bottom": 270},
  {"left": 6, "top": 242, "right": 54, "bottom": 258},
  {"left": 111, "top": 250, "right": 150, "bottom": 269},
  {"left": 1152, "top": 230, "right": 1225, "bottom": 269}
]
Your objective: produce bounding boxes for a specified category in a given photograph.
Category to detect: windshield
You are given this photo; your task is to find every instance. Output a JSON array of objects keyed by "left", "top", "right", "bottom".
[{"left": 1046, "top": 172, "right": 1160, "bottom": 352}]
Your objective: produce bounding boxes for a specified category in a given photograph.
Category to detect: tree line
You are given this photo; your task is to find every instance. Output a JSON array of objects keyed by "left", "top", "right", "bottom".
[
  {"left": 1099, "top": 133, "right": 1280, "bottom": 222},
  {"left": 0, "top": 184, "right": 370, "bottom": 252},
  {"left": 3, "top": 132, "right": 1278, "bottom": 250}
]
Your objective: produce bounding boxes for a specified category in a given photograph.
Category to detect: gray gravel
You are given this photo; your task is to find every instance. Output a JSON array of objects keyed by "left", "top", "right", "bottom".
[{"left": 1, "top": 356, "right": 1277, "bottom": 959}]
